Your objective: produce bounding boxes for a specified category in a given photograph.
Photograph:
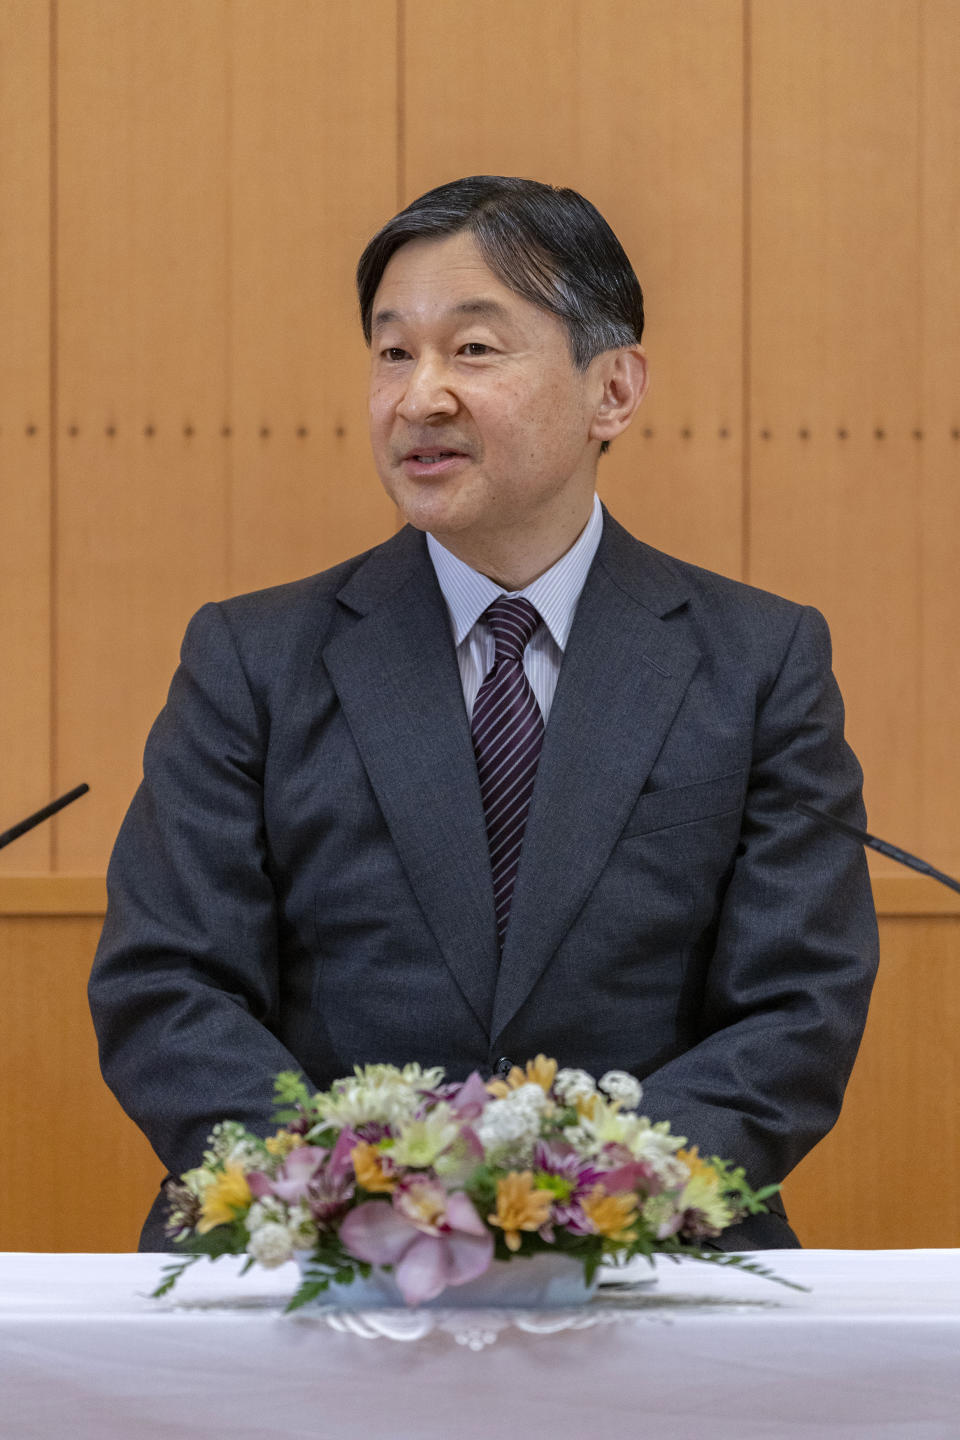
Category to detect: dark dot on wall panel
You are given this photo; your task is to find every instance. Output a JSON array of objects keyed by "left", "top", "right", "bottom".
[
  {"left": 759, "top": 429, "right": 771, "bottom": 440},
  {"left": 335, "top": 425, "right": 346, "bottom": 438},
  {"left": 718, "top": 427, "right": 729, "bottom": 439},
  {"left": 912, "top": 429, "right": 923, "bottom": 440},
  {"left": 183, "top": 424, "right": 194, "bottom": 438},
  {"left": 642, "top": 427, "right": 654, "bottom": 439},
  {"left": 106, "top": 426, "right": 116, "bottom": 437},
  {"left": 952, "top": 428, "right": 960, "bottom": 440},
  {"left": 68, "top": 425, "right": 79, "bottom": 437},
  {"left": 221, "top": 425, "right": 232, "bottom": 437},
  {"left": 26, "top": 424, "right": 37, "bottom": 436},
  {"left": 680, "top": 428, "right": 692, "bottom": 440},
  {"left": 837, "top": 428, "right": 848, "bottom": 439},
  {"left": 297, "top": 426, "right": 309, "bottom": 438},
  {"left": 874, "top": 428, "right": 885, "bottom": 440},
  {"left": 260, "top": 426, "right": 271, "bottom": 438},
  {"left": 144, "top": 425, "right": 155, "bottom": 437},
  {"left": 798, "top": 428, "right": 810, "bottom": 440}
]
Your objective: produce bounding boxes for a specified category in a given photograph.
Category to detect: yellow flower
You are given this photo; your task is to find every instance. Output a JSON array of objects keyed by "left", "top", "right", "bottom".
[
  {"left": 351, "top": 1141, "right": 396, "bottom": 1194},
  {"left": 264, "top": 1130, "right": 305, "bottom": 1158},
  {"left": 196, "top": 1163, "right": 252, "bottom": 1234},
  {"left": 487, "top": 1171, "right": 554, "bottom": 1251},
  {"left": 486, "top": 1054, "right": 558, "bottom": 1099},
  {"left": 676, "top": 1146, "right": 713, "bottom": 1180},
  {"left": 581, "top": 1184, "right": 639, "bottom": 1244},
  {"left": 676, "top": 1147, "right": 731, "bottom": 1230}
]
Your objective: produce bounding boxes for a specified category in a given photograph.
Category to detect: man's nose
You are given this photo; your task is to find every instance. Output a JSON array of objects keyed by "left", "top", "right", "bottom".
[{"left": 395, "top": 356, "right": 459, "bottom": 423}]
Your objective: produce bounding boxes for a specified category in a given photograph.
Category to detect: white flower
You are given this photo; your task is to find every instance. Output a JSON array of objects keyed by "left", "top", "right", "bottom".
[
  {"left": 474, "top": 1089, "right": 543, "bottom": 1163},
  {"left": 554, "top": 1068, "right": 597, "bottom": 1105},
  {"left": 202, "top": 1121, "right": 266, "bottom": 1170},
  {"left": 287, "top": 1201, "right": 319, "bottom": 1252},
  {"left": 598, "top": 1070, "right": 643, "bottom": 1110},
  {"left": 246, "top": 1197, "right": 287, "bottom": 1232},
  {"left": 510, "top": 1082, "right": 548, "bottom": 1114},
  {"left": 390, "top": 1104, "right": 460, "bottom": 1168},
  {"left": 247, "top": 1221, "right": 295, "bottom": 1268},
  {"left": 312, "top": 1063, "right": 445, "bottom": 1130},
  {"left": 626, "top": 1120, "right": 688, "bottom": 1186}
]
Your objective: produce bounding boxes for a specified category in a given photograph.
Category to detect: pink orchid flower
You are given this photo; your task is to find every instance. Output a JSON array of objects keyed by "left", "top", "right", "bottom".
[
  {"left": 247, "top": 1145, "right": 326, "bottom": 1204},
  {"left": 340, "top": 1177, "right": 493, "bottom": 1305},
  {"left": 448, "top": 1070, "right": 491, "bottom": 1120}
]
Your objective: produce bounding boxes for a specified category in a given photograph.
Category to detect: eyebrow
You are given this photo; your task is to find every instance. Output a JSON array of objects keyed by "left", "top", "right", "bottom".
[{"left": 371, "top": 297, "right": 512, "bottom": 333}]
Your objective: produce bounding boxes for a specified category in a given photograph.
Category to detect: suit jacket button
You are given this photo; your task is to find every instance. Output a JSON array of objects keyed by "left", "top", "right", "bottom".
[{"left": 494, "top": 1056, "right": 514, "bottom": 1078}]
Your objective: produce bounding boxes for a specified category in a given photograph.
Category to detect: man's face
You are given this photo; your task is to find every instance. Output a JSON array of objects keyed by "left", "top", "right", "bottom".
[{"left": 367, "top": 231, "right": 604, "bottom": 557}]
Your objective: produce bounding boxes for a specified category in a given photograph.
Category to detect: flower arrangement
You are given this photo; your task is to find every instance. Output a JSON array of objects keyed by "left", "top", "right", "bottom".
[{"left": 153, "top": 1056, "right": 792, "bottom": 1309}]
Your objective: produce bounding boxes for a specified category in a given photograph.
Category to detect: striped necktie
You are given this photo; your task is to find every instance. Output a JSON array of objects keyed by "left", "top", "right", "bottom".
[{"left": 471, "top": 596, "right": 545, "bottom": 949}]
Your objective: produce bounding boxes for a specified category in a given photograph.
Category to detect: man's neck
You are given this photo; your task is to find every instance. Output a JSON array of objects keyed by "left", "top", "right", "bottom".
[{"left": 430, "top": 503, "right": 596, "bottom": 591}]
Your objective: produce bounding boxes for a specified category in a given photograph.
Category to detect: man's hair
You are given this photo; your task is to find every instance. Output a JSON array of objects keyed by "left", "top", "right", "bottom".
[{"left": 356, "top": 175, "right": 644, "bottom": 369}]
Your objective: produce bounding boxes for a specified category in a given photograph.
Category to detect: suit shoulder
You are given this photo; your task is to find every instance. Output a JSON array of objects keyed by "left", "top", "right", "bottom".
[
  {"left": 216, "top": 549, "right": 374, "bottom": 627},
  {"left": 170, "top": 542, "right": 385, "bottom": 692},
  {"left": 600, "top": 515, "right": 826, "bottom": 668}
]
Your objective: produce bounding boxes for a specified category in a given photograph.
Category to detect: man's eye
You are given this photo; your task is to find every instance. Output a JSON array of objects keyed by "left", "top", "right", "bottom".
[
  {"left": 461, "top": 342, "right": 491, "bottom": 356},
  {"left": 382, "top": 347, "right": 409, "bottom": 362}
]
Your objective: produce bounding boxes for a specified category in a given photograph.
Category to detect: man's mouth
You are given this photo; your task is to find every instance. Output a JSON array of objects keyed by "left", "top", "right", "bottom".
[{"left": 403, "top": 448, "right": 467, "bottom": 465}]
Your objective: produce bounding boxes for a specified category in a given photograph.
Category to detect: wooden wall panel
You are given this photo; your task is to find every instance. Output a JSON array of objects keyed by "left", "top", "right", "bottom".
[
  {"left": 228, "top": 0, "right": 399, "bottom": 595},
  {"left": 919, "top": 0, "right": 960, "bottom": 866},
  {"left": 0, "top": 2, "right": 52, "bottom": 872},
  {"left": 782, "top": 913, "right": 960, "bottom": 1248},
  {"left": 749, "top": 2, "right": 929, "bottom": 855},
  {"left": 0, "top": 913, "right": 163, "bottom": 1251},
  {"left": 55, "top": 0, "right": 232, "bottom": 871},
  {"left": 404, "top": 0, "right": 745, "bottom": 576}
]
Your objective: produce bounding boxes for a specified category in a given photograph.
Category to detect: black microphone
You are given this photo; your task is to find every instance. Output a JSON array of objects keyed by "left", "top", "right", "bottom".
[
  {"left": 796, "top": 801, "right": 960, "bottom": 896},
  {"left": 0, "top": 783, "right": 91, "bottom": 851}
]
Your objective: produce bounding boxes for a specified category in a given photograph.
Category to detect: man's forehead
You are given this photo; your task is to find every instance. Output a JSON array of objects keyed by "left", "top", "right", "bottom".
[{"left": 371, "top": 295, "right": 512, "bottom": 334}]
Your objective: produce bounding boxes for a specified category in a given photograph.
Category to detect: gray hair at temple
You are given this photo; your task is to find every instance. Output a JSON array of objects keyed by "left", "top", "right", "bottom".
[{"left": 356, "top": 174, "right": 645, "bottom": 373}]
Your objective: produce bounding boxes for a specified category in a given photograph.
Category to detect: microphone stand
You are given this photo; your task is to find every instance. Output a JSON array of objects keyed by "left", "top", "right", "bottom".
[
  {"left": 0, "top": 784, "right": 91, "bottom": 851},
  {"left": 796, "top": 801, "right": 960, "bottom": 896}
]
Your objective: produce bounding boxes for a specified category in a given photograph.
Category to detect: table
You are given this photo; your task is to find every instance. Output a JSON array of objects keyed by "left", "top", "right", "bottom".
[{"left": 1, "top": 1250, "right": 958, "bottom": 1438}]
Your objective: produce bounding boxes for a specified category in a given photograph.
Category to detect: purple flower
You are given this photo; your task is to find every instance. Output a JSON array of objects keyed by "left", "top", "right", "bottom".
[
  {"left": 248, "top": 1144, "right": 355, "bottom": 1227},
  {"left": 447, "top": 1071, "right": 492, "bottom": 1120},
  {"left": 532, "top": 1140, "right": 605, "bottom": 1235},
  {"left": 248, "top": 1146, "right": 326, "bottom": 1204},
  {"left": 340, "top": 1178, "right": 494, "bottom": 1305}
]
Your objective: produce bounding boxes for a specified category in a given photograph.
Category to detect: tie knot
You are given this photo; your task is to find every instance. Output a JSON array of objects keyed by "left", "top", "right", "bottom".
[{"left": 484, "top": 596, "right": 541, "bottom": 662}]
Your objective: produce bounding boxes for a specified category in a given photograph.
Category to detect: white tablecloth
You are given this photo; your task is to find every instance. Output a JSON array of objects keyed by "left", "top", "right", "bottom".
[{"left": 1, "top": 1250, "right": 958, "bottom": 1439}]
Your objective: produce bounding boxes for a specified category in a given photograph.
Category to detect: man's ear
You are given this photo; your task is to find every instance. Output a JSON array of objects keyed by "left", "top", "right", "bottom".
[{"left": 588, "top": 346, "right": 649, "bottom": 444}]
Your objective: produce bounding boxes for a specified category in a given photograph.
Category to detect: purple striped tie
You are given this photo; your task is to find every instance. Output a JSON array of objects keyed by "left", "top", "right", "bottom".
[{"left": 471, "top": 596, "right": 545, "bottom": 949}]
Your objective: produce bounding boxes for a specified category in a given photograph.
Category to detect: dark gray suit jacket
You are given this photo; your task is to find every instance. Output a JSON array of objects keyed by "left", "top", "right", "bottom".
[{"left": 89, "top": 511, "right": 878, "bottom": 1250}]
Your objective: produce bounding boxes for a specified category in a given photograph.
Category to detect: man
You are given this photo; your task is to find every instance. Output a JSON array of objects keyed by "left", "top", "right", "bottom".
[{"left": 89, "top": 176, "right": 878, "bottom": 1251}]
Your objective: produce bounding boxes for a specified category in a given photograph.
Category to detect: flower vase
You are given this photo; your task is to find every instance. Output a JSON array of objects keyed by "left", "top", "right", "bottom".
[{"left": 297, "top": 1251, "right": 598, "bottom": 1309}]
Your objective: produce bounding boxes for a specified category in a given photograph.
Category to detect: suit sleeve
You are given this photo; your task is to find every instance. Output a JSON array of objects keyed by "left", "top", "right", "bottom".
[
  {"left": 88, "top": 601, "right": 302, "bottom": 1181},
  {"left": 635, "top": 604, "right": 879, "bottom": 1218}
]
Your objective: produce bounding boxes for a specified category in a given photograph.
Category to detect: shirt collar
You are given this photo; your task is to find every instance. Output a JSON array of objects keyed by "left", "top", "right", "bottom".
[{"left": 426, "top": 494, "right": 603, "bottom": 652}]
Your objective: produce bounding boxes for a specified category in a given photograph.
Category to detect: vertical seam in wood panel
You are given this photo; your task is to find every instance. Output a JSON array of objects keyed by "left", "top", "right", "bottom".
[
  {"left": 48, "top": 0, "right": 59, "bottom": 868},
  {"left": 741, "top": 0, "right": 752, "bottom": 586},
  {"left": 916, "top": 0, "right": 926, "bottom": 839},
  {"left": 224, "top": 5, "right": 234, "bottom": 593},
  {"left": 396, "top": 0, "right": 406, "bottom": 209}
]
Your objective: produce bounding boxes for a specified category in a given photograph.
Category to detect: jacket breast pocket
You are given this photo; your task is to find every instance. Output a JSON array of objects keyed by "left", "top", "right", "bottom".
[{"left": 620, "top": 770, "right": 747, "bottom": 839}]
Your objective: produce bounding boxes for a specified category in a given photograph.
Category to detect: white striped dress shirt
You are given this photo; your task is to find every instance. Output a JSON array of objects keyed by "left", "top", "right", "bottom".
[{"left": 426, "top": 494, "right": 603, "bottom": 724}]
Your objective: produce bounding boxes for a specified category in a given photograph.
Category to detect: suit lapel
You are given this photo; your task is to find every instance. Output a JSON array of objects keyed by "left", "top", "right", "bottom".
[
  {"left": 491, "top": 517, "right": 701, "bottom": 1041},
  {"left": 321, "top": 529, "right": 499, "bottom": 1033}
]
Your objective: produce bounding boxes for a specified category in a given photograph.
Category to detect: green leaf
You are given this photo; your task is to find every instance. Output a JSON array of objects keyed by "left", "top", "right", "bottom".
[
  {"left": 149, "top": 1254, "right": 200, "bottom": 1299},
  {"left": 670, "top": 1248, "right": 810, "bottom": 1293},
  {"left": 271, "top": 1070, "right": 313, "bottom": 1123}
]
